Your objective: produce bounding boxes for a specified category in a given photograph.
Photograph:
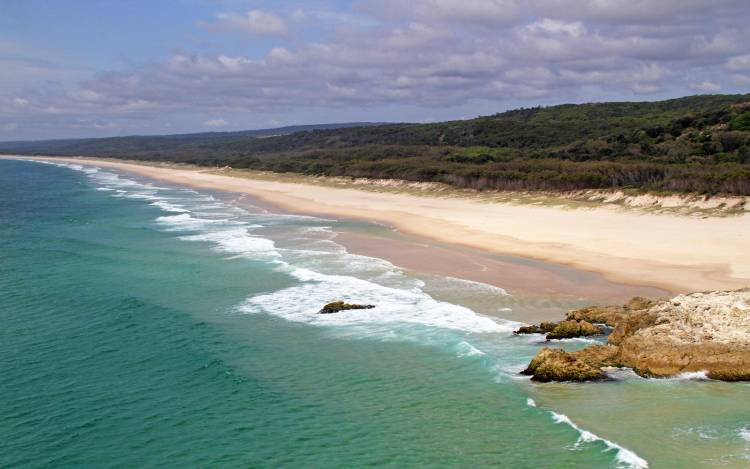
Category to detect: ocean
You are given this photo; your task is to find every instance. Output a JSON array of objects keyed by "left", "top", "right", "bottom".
[{"left": 1, "top": 158, "right": 749, "bottom": 468}]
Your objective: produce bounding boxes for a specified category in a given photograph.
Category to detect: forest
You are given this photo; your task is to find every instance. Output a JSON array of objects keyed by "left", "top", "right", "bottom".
[{"left": 2, "top": 94, "right": 750, "bottom": 195}]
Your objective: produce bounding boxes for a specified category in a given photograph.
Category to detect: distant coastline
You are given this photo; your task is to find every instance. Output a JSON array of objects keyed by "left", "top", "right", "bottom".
[{"left": 4, "top": 155, "right": 750, "bottom": 295}]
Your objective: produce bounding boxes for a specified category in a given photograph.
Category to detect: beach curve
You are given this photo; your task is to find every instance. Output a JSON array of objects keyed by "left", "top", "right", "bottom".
[{"left": 4, "top": 155, "right": 749, "bottom": 294}]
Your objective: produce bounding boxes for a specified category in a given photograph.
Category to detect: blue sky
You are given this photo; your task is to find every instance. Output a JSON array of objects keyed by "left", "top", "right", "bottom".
[{"left": 1, "top": 0, "right": 749, "bottom": 139}]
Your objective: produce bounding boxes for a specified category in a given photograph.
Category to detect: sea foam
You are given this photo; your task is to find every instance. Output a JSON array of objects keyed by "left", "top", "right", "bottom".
[
  {"left": 239, "top": 266, "right": 514, "bottom": 334},
  {"left": 549, "top": 411, "right": 649, "bottom": 469},
  {"left": 180, "top": 228, "right": 279, "bottom": 259}
]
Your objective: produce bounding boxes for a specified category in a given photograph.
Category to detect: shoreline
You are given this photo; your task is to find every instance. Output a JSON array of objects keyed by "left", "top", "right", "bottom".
[
  {"left": 4, "top": 155, "right": 750, "bottom": 294},
  {"left": 333, "top": 231, "right": 668, "bottom": 302}
]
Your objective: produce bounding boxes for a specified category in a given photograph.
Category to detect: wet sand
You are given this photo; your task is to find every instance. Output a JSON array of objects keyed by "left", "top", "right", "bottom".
[{"left": 334, "top": 230, "right": 669, "bottom": 302}]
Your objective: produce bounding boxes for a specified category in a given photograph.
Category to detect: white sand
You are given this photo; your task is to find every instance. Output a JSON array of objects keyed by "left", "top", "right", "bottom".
[{"left": 6, "top": 155, "right": 750, "bottom": 293}]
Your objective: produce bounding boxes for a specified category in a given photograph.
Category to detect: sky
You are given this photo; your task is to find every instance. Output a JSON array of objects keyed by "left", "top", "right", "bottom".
[{"left": 1, "top": 0, "right": 750, "bottom": 140}]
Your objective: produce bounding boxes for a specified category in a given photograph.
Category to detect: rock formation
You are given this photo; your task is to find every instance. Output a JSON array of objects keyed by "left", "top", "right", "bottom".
[
  {"left": 515, "top": 322, "right": 557, "bottom": 335},
  {"left": 565, "top": 296, "right": 654, "bottom": 327},
  {"left": 514, "top": 318, "right": 603, "bottom": 340},
  {"left": 522, "top": 345, "right": 619, "bottom": 382},
  {"left": 546, "top": 320, "right": 603, "bottom": 340},
  {"left": 319, "top": 301, "right": 375, "bottom": 314},
  {"left": 614, "top": 290, "right": 750, "bottom": 380},
  {"left": 521, "top": 290, "right": 750, "bottom": 382}
]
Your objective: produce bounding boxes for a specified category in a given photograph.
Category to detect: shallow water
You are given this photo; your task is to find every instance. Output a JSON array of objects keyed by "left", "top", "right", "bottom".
[{"left": 1, "top": 159, "right": 748, "bottom": 468}]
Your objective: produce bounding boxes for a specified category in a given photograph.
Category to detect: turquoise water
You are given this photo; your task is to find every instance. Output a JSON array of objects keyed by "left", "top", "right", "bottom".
[{"left": 1, "top": 159, "right": 748, "bottom": 468}]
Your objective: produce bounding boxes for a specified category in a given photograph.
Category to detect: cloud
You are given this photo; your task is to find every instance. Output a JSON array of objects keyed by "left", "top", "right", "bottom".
[
  {"left": 413, "top": 0, "right": 520, "bottom": 26},
  {"left": 364, "top": 0, "right": 520, "bottom": 27},
  {"left": 529, "top": 0, "right": 747, "bottom": 24},
  {"left": 2, "top": 1, "right": 750, "bottom": 138},
  {"left": 525, "top": 19, "right": 586, "bottom": 37},
  {"left": 213, "top": 10, "right": 287, "bottom": 37},
  {"left": 690, "top": 80, "right": 721, "bottom": 93},
  {"left": 203, "top": 118, "right": 228, "bottom": 127},
  {"left": 727, "top": 54, "right": 750, "bottom": 72}
]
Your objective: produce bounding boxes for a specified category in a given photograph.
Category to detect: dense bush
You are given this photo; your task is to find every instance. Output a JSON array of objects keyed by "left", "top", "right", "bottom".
[{"left": 2, "top": 94, "right": 750, "bottom": 195}]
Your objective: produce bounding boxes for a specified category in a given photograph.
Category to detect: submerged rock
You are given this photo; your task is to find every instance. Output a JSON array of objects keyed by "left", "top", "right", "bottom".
[
  {"left": 522, "top": 345, "right": 618, "bottom": 382},
  {"left": 319, "top": 301, "right": 375, "bottom": 314},
  {"left": 546, "top": 320, "right": 603, "bottom": 340}
]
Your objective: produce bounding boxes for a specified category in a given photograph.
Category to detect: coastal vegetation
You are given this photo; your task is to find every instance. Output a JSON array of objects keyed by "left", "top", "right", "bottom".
[{"left": 3, "top": 94, "right": 750, "bottom": 195}]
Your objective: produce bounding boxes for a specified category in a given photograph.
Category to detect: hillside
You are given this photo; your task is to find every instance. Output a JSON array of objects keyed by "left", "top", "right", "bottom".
[
  {"left": 2, "top": 94, "right": 750, "bottom": 195},
  {"left": 0, "top": 122, "right": 381, "bottom": 155}
]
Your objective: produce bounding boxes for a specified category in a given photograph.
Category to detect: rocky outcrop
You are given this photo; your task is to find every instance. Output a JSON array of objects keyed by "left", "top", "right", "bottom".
[
  {"left": 565, "top": 297, "right": 654, "bottom": 327},
  {"left": 546, "top": 320, "right": 603, "bottom": 340},
  {"left": 522, "top": 290, "right": 750, "bottom": 382},
  {"left": 522, "top": 345, "right": 619, "bottom": 382},
  {"left": 319, "top": 301, "right": 375, "bottom": 314},
  {"left": 614, "top": 290, "right": 750, "bottom": 380},
  {"left": 515, "top": 322, "right": 557, "bottom": 335},
  {"left": 514, "top": 318, "right": 603, "bottom": 340}
]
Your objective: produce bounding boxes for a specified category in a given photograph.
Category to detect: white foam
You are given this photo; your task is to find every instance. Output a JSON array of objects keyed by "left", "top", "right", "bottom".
[
  {"left": 301, "top": 226, "right": 335, "bottom": 234},
  {"left": 150, "top": 200, "right": 190, "bottom": 213},
  {"left": 455, "top": 341, "right": 486, "bottom": 357},
  {"left": 25, "top": 159, "right": 99, "bottom": 175},
  {"left": 442, "top": 276, "right": 510, "bottom": 296},
  {"left": 739, "top": 427, "right": 750, "bottom": 442},
  {"left": 549, "top": 411, "right": 648, "bottom": 469},
  {"left": 239, "top": 266, "right": 515, "bottom": 334},
  {"left": 121, "top": 191, "right": 159, "bottom": 200},
  {"left": 549, "top": 411, "right": 649, "bottom": 469},
  {"left": 155, "top": 213, "right": 243, "bottom": 231},
  {"left": 603, "top": 368, "right": 714, "bottom": 382},
  {"left": 603, "top": 367, "right": 642, "bottom": 381},
  {"left": 526, "top": 398, "right": 537, "bottom": 407},
  {"left": 546, "top": 337, "right": 603, "bottom": 345},
  {"left": 671, "top": 371, "right": 710, "bottom": 381},
  {"left": 180, "top": 228, "right": 279, "bottom": 259}
]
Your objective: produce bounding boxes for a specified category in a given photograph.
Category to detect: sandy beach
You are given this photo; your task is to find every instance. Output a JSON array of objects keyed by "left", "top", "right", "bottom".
[{"left": 5, "top": 155, "right": 750, "bottom": 294}]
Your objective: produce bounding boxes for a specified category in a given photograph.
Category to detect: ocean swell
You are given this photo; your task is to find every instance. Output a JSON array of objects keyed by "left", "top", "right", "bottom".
[{"left": 549, "top": 411, "right": 649, "bottom": 469}]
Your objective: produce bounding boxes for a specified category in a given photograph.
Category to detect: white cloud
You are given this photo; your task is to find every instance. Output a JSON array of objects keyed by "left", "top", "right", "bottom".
[
  {"left": 204, "top": 118, "right": 228, "bottom": 127},
  {"left": 3, "top": 0, "right": 750, "bottom": 138},
  {"left": 631, "top": 83, "right": 661, "bottom": 94},
  {"left": 730, "top": 74, "right": 750, "bottom": 85},
  {"left": 365, "top": 0, "right": 521, "bottom": 27},
  {"left": 214, "top": 10, "right": 287, "bottom": 37},
  {"left": 413, "top": 0, "right": 520, "bottom": 26},
  {"left": 727, "top": 54, "right": 750, "bottom": 71},
  {"left": 69, "top": 89, "right": 106, "bottom": 102},
  {"left": 526, "top": 19, "right": 586, "bottom": 37},
  {"left": 690, "top": 80, "right": 721, "bottom": 92},
  {"left": 529, "top": 0, "right": 746, "bottom": 24}
]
